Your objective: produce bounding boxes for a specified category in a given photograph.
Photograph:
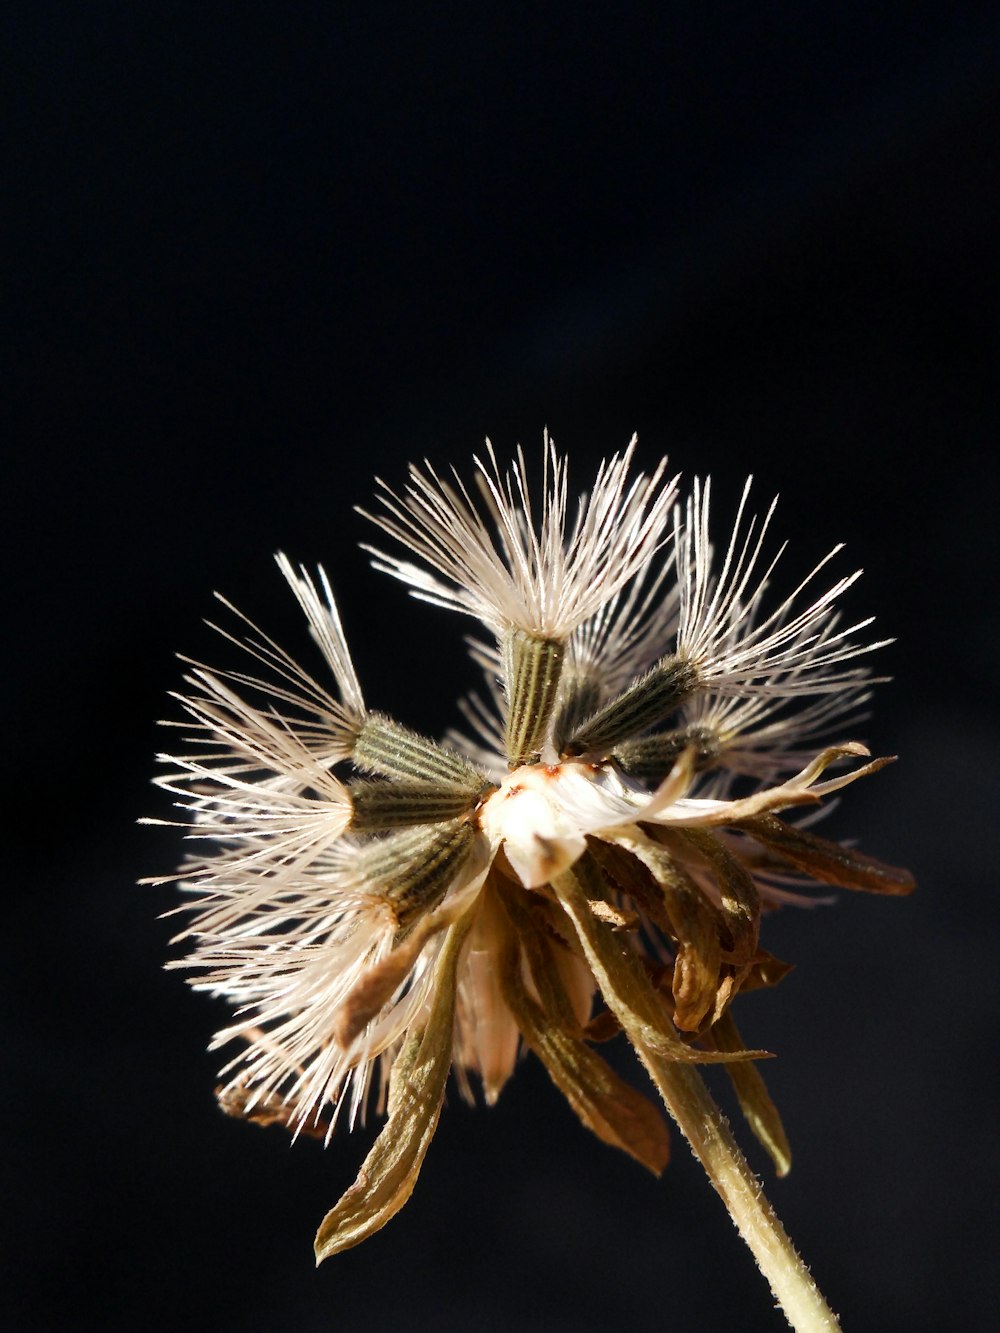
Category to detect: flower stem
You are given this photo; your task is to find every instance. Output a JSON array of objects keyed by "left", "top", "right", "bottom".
[
  {"left": 637, "top": 1053, "right": 840, "bottom": 1333},
  {"left": 551, "top": 859, "right": 841, "bottom": 1333}
]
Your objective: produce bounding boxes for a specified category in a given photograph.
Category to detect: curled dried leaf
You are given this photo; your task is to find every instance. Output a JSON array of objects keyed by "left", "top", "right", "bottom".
[
  {"left": 597, "top": 833, "right": 724, "bottom": 1033},
  {"left": 550, "top": 853, "right": 768, "bottom": 1067},
  {"left": 674, "top": 828, "right": 761, "bottom": 965},
  {"left": 314, "top": 914, "right": 473, "bottom": 1262},
  {"left": 703, "top": 1011, "right": 792, "bottom": 1177},
  {"left": 734, "top": 812, "right": 915, "bottom": 895},
  {"left": 495, "top": 883, "right": 670, "bottom": 1175}
]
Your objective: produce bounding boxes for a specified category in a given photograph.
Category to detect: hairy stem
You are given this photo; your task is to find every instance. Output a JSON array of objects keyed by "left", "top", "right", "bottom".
[
  {"left": 552, "top": 859, "right": 841, "bottom": 1333},
  {"left": 640, "top": 1059, "right": 836, "bottom": 1331}
]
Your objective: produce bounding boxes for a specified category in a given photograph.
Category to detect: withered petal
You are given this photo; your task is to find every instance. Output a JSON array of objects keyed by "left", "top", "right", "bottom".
[
  {"left": 314, "top": 915, "right": 472, "bottom": 1262},
  {"left": 495, "top": 892, "right": 670, "bottom": 1175},
  {"left": 738, "top": 949, "right": 795, "bottom": 992},
  {"left": 215, "top": 1083, "right": 330, "bottom": 1141},
  {"left": 703, "top": 1011, "right": 792, "bottom": 1177},
  {"left": 675, "top": 828, "right": 762, "bottom": 965},
  {"left": 583, "top": 1008, "right": 621, "bottom": 1042},
  {"left": 333, "top": 873, "right": 486, "bottom": 1050},
  {"left": 594, "top": 834, "right": 723, "bottom": 1033},
  {"left": 735, "top": 813, "right": 916, "bottom": 895},
  {"left": 551, "top": 853, "right": 767, "bottom": 1067}
]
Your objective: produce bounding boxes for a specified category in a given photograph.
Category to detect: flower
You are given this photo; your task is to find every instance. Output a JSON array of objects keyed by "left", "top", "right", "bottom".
[
  {"left": 359, "top": 432, "right": 679, "bottom": 639},
  {"left": 147, "top": 436, "right": 913, "bottom": 1333}
]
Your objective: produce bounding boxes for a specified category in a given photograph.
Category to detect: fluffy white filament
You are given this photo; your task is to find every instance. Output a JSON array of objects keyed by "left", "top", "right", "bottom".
[
  {"left": 675, "top": 477, "right": 888, "bottom": 693},
  {"left": 360, "top": 433, "right": 680, "bottom": 638}
]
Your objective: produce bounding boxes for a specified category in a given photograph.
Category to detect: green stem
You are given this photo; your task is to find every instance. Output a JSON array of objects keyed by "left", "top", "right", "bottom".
[
  {"left": 639, "top": 1059, "right": 837, "bottom": 1332},
  {"left": 551, "top": 860, "right": 841, "bottom": 1333}
]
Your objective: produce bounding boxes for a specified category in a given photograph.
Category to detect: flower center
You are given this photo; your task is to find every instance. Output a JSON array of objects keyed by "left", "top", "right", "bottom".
[{"left": 478, "top": 759, "right": 603, "bottom": 888}]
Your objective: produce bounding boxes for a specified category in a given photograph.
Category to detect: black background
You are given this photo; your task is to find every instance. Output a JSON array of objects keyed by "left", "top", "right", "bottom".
[{"left": 9, "top": 5, "right": 1000, "bottom": 1331}]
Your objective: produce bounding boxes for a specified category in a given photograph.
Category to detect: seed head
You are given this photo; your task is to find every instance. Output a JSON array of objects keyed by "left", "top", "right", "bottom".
[{"left": 146, "top": 434, "right": 913, "bottom": 1294}]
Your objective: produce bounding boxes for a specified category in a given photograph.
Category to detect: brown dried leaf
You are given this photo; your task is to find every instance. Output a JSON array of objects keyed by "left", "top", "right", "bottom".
[
  {"left": 735, "top": 813, "right": 916, "bottom": 895},
  {"left": 703, "top": 1011, "right": 792, "bottom": 1177},
  {"left": 600, "top": 833, "right": 724, "bottom": 1033},
  {"left": 496, "top": 888, "right": 670, "bottom": 1175},
  {"left": 676, "top": 828, "right": 762, "bottom": 965},
  {"left": 314, "top": 914, "right": 472, "bottom": 1262},
  {"left": 551, "top": 853, "right": 767, "bottom": 1067}
]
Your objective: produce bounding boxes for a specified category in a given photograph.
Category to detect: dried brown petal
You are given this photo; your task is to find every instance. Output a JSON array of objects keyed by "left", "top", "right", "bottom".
[
  {"left": 734, "top": 813, "right": 915, "bottom": 895},
  {"left": 550, "top": 853, "right": 767, "bottom": 1066},
  {"left": 333, "top": 932, "right": 430, "bottom": 1052},
  {"left": 453, "top": 883, "right": 521, "bottom": 1104},
  {"left": 587, "top": 899, "right": 640, "bottom": 931},
  {"left": 738, "top": 950, "right": 795, "bottom": 993},
  {"left": 583, "top": 1008, "right": 621, "bottom": 1043},
  {"left": 703, "top": 1011, "right": 792, "bottom": 1177},
  {"left": 496, "top": 884, "right": 670, "bottom": 1175},
  {"left": 708, "top": 969, "right": 740, "bottom": 1025},
  {"left": 675, "top": 828, "right": 762, "bottom": 965},
  {"left": 215, "top": 1084, "right": 329, "bottom": 1140},
  {"left": 495, "top": 880, "right": 583, "bottom": 1028},
  {"left": 595, "top": 834, "right": 723, "bottom": 1033},
  {"left": 334, "top": 872, "right": 486, "bottom": 1049},
  {"left": 314, "top": 915, "right": 473, "bottom": 1261}
]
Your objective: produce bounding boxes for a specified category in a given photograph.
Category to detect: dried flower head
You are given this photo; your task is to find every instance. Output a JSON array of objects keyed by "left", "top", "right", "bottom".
[{"left": 146, "top": 436, "right": 913, "bottom": 1333}]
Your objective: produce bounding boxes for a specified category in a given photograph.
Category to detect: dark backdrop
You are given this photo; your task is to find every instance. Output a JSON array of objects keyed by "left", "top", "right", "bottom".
[{"left": 9, "top": 6, "right": 999, "bottom": 1331}]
